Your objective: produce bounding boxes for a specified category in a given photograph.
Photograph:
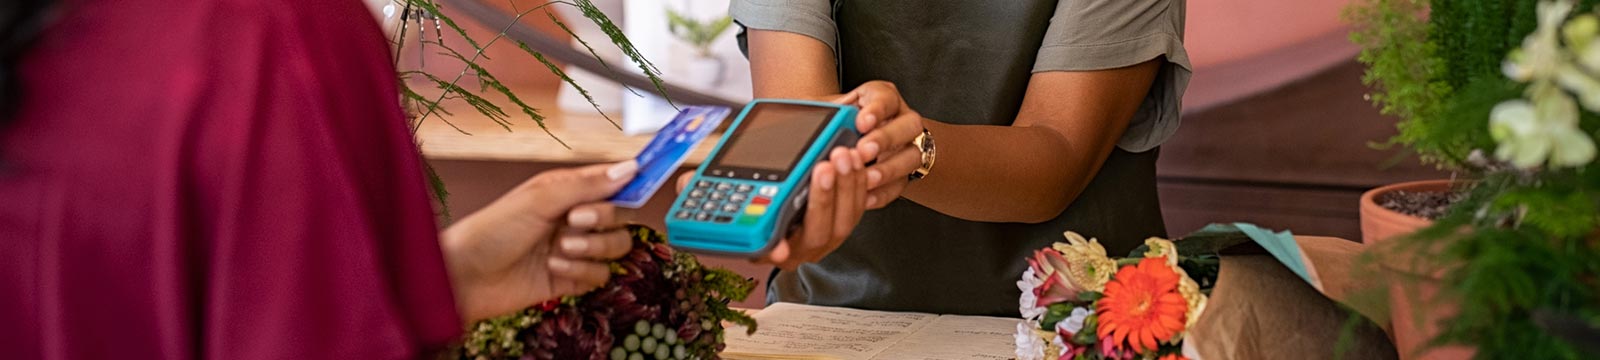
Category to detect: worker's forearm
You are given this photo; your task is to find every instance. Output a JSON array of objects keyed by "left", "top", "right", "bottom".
[{"left": 901, "top": 120, "right": 1100, "bottom": 223}]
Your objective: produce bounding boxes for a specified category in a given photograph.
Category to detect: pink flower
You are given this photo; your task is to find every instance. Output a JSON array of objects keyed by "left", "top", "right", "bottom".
[
  {"left": 1099, "top": 337, "right": 1136, "bottom": 360},
  {"left": 1031, "top": 249, "right": 1086, "bottom": 305}
]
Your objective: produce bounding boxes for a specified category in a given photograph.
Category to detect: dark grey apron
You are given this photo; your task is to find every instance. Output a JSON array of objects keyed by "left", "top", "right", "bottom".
[{"left": 742, "top": 0, "right": 1167, "bottom": 317}]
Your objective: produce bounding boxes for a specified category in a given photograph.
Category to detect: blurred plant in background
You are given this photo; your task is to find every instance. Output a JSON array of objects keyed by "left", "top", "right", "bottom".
[{"left": 665, "top": 9, "right": 733, "bottom": 59}]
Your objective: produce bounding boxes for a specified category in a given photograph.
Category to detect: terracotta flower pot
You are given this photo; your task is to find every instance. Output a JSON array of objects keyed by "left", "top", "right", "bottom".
[{"left": 1359, "top": 180, "right": 1474, "bottom": 360}]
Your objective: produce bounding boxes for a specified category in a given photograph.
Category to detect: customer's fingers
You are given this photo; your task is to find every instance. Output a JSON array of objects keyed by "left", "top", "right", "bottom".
[
  {"left": 558, "top": 229, "right": 633, "bottom": 261},
  {"left": 522, "top": 160, "right": 637, "bottom": 222},
  {"left": 866, "top": 146, "right": 922, "bottom": 189},
  {"left": 547, "top": 257, "right": 612, "bottom": 292},
  {"left": 565, "top": 202, "right": 619, "bottom": 230}
]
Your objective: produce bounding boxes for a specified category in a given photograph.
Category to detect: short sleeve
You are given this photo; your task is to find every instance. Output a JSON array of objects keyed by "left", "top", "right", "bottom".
[
  {"left": 1033, "top": 0, "right": 1192, "bottom": 152},
  {"left": 730, "top": 0, "right": 839, "bottom": 53}
]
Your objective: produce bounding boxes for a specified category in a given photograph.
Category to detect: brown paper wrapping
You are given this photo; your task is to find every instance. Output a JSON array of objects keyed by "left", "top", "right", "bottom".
[{"left": 1191, "top": 237, "right": 1397, "bottom": 359}]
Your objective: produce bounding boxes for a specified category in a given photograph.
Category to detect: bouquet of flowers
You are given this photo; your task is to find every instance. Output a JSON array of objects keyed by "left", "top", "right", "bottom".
[
  {"left": 1014, "top": 232, "right": 1216, "bottom": 360},
  {"left": 455, "top": 225, "right": 758, "bottom": 360}
]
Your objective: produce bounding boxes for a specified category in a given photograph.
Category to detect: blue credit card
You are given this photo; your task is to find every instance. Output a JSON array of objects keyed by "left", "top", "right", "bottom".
[{"left": 609, "top": 105, "right": 731, "bottom": 208}]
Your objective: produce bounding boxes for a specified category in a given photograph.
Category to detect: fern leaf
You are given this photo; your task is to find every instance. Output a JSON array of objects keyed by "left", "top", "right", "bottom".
[
  {"left": 516, "top": 41, "right": 620, "bottom": 129},
  {"left": 543, "top": 10, "right": 644, "bottom": 98},
  {"left": 571, "top": 0, "right": 675, "bottom": 107}
]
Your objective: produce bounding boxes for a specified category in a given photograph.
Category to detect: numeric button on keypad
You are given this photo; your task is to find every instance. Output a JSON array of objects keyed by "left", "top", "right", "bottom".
[
  {"left": 700, "top": 201, "right": 718, "bottom": 211},
  {"left": 735, "top": 184, "right": 753, "bottom": 193},
  {"left": 674, "top": 210, "right": 692, "bottom": 219},
  {"left": 689, "top": 189, "right": 706, "bottom": 198},
  {"left": 715, "top": 182, "right": 732, "bottom": 191},
  {"left": 721, "top": 203, "right": 739, "bottom": 213},
  {"left": 729, "top": 193, "right": 747, "bottom": 203},
  {"left": 695, "top": 180, "right": 713, "bottom": 189},
  {"left": 683, "top": 199, "right": 701, "bottom": 209},
  {"left": 694, "top": 212, "right": 712, "bottom": 221},
  {"left": 710, "top": 192, "right": 726, "bottom": 201}
]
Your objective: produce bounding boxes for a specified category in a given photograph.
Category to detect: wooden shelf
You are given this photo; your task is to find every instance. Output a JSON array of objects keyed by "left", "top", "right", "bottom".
[{"left": 416, "top": 87, "right": 719, "bottom": 165}]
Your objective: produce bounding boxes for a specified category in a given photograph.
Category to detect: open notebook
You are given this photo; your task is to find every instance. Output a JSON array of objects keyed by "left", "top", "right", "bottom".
[{"left": 721, "top": 303, "right": 1018, "bottom": 360}]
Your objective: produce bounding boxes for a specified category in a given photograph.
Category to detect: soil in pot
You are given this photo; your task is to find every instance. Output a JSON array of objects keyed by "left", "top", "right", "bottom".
[{"left": 1376, "top": 190, "right": 1464, "bottom": 221}]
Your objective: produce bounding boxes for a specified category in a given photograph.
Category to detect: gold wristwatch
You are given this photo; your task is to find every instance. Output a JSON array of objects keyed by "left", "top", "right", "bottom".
[{"left": 909, "top": 128, "right": 935, "bottom": 181}]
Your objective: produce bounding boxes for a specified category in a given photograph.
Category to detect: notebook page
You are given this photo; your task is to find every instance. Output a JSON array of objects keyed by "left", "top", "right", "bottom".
[
  {"left": 722, "top": 303, "right": 938, "bottom": 360},
  {"left": 874, "top": 315, "right": 1019, "bottom": 360}
]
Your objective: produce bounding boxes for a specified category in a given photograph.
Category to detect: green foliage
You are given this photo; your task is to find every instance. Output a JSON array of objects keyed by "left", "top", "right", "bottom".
[
  {"left": 1427, "top": 77, "right": 1520, "bottom": 164},
  {"left": 1346, "top": 0, "right": 1454, "bottom": 165},
  {"left": 1039, "top": 302, "right": 1080, "bottom": 330},
  {"left": 1347, "top": 0, "right": 1600, "bottom": 167}
]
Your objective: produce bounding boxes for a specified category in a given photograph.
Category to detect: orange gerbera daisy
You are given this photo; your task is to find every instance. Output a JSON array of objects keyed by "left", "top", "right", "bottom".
[{"left": 1096, "top": 257, "right": 1188, "bottom": 354}]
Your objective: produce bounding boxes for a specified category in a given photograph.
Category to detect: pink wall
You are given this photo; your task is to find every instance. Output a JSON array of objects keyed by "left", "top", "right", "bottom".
[{"left": 1186, "top": 0, "right": 1354, "bottom": 69}]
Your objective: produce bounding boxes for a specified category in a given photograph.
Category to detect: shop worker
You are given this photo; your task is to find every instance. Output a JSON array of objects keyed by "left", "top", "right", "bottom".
[{"left": 732, "top": 0, "right": 1191, "bottom": 316}]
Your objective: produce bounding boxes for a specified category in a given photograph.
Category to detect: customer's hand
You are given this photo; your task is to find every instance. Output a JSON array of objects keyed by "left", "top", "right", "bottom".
[
  {"left": 441, "top": 161, "right": 639, "bottom": 322},
  {"left": 844, "top": 80, "right": 927, "bottom": 210},
  {"left": 674, "top": 96, "right": 869, "bottom": 270}
]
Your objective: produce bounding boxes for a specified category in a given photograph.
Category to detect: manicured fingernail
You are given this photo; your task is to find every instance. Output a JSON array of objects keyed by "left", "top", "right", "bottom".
[
  {"left": 560, "top": 236, "right": 588, "bottom": 254},
  {"left": 568, "top": 209, "right": 598, "bottom": 227},
  {"left": 834, "top": 150, "right": 852, "bottom": 175},
  {"left": 607, "top": 160, "right": 638, "bottom": 181},
  {"left": 549, "top": 257, "right": 573, "bottom": 271},
  {"left": 861, "top": 142, "right": 880, "bottom": 158},
  {"left": 867, "top": 195, "right": 879, "bottom": 208},
  {"left": 867, "top": 169, "right": 883, "bottom": 186},
  {"left": 818, "top": 165, "right": 835, "bottom": 191}
]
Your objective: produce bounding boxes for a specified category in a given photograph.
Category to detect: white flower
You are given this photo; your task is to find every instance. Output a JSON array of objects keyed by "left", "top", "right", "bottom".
[
  {"left": 1494, "top": 0, "right": 1600, "bottom": 169},
  {"left": 1489, "top": 86, "right": 1597, "bottom": 168},
  {"left": 1057, "top": 307, "right": 1092, "bottom": 336},
  {"left": 1506, "top": 0, "right": 1575, "bottom": 81},
  {"left": 1014, "top": 321, "right": 1047, "bottom": 360},
  {"left": 1018, "top": 267, "right": 1046, "bottom": 321},
  {"left": 1556, "top": 64, "right": 1600, "bottom": 110}
]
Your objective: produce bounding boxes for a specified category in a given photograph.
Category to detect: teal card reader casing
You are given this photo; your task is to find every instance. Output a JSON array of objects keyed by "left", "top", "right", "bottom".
[{"left": 664, "top": 99, "right": 860, "bottom": 256}]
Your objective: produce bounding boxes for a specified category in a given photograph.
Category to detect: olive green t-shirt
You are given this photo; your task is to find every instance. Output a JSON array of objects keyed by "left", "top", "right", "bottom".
[{"left": 731, "top": 0, "right": 1191, "bottom": 152}]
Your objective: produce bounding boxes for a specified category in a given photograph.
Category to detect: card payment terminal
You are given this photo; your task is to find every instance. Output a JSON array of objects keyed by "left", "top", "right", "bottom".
[{"left": 664, "top": 99, "right": 860, "bottom": 256}]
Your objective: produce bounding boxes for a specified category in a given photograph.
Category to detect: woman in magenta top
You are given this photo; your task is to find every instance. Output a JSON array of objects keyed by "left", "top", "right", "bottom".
[{"left": 0, "top": 0, "right": 647, "bottom": 358}]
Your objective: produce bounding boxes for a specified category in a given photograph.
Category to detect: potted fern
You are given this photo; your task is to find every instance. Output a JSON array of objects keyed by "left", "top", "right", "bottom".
[{"left": 1347, "top": 0, "right": 1600, "bottom": 359}]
